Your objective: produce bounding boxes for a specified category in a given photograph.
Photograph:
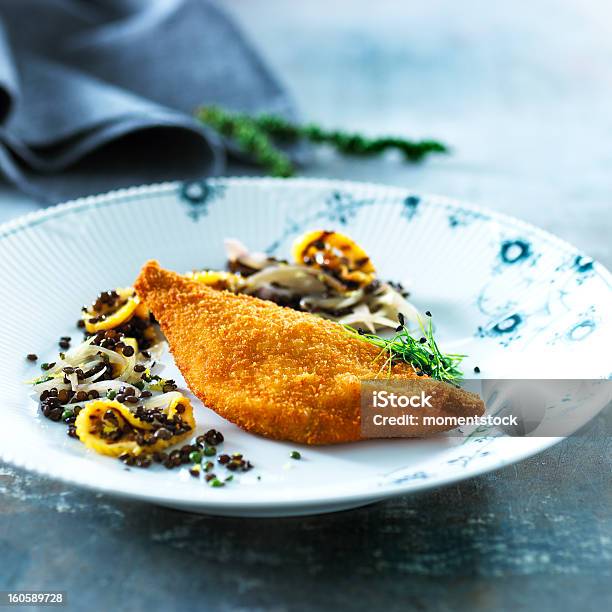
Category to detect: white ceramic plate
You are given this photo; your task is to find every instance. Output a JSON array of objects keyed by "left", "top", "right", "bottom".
[{"left": 1, "top": 178, "right": 610, "bottom": 516}]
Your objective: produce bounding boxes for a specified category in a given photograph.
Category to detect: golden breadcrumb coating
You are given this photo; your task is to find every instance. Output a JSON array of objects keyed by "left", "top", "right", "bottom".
[{"left": 135, "top": 261, "right": 484, "bottom": 444}]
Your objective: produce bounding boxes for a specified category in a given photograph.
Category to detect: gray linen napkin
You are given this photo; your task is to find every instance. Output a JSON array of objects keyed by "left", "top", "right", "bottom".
[{"left": 0, "top": 0, "right": 297, "bottom": 202}]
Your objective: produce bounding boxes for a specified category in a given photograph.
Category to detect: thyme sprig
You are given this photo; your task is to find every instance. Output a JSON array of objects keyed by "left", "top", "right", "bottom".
[
  {"left": 196, "top": 106, "right": 449, "bottom": 177},
  {"left": 345, "top": 313, "right": 465, "bottom": 385}
]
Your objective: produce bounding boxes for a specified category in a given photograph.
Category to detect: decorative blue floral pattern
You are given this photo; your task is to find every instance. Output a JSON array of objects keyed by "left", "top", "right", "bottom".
[
  {"left": 476, "top": 313, "right": 524, "bottom": 347},
  {"left": 387, "top": 471, "right": 430, "bottom": 485},
  {"left": 553, "top": 253, "right": 597, "bottom": 286},
  {"left": 324, "top": 190, "right": 373, "bottom": 225},
  {"left": 265, "top": 189, "right": 376, "bottom": 254},
  {"left": 546, "top": 306, "right": 599, "bottom": 345},
  {"left": 573, "top": 254, "right": 594, "bottom": 273},
  {"left": 448, "top": 208, "right": 489, "bottom": 228},
  {"left": 446, "top": 450, "right": 492, "bottom": 469},
  {"left": 567, "top": 319, "right": 596, "bottom": 342},
  {"left": 382, "top": 440, "right": 498, "bottom": 487},
  {"left": 500, "top": 239, "right": 532, "bottom": 264},
  {"left": 401, "top": 195, "right": 421, "bottom": 221},
  {"left": 179, "top": 179, "right": 226, "bottom": 222}
]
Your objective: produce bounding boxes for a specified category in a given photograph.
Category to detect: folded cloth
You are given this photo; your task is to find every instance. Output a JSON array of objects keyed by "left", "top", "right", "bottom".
[{"left": 0, "top": 0, "right": 297, "bottom": 203}]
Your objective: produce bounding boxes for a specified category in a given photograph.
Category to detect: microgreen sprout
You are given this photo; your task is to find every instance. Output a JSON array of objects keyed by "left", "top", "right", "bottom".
[{"left": 345, "top": 314, "right": 465, "bottom": 385}]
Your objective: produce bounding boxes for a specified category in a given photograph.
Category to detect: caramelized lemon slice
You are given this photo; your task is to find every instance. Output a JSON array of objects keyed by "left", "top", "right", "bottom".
[
  {"left": 291, "top": 230, "right": 376, "bottom": 288},
  {"left": 83, "top": 287, "right": 149, "bottom": 333},
  {"left": 167, "top": 395, "right": 196, "bottom": 431},
  {"left": 187, "top": 270, "right": 243, "bottom": 292},
  {"left": 75, "top": 396, "right": 194, "bottom": 457}
]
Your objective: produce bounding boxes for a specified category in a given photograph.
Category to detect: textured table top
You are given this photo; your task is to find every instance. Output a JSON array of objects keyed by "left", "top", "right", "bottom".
[{"left": 1, "top": 1, "right": 611, "bottom": 610}]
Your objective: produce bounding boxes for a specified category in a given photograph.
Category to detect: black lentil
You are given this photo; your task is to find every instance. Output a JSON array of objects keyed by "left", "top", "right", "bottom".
[
  {"left": 195, "top": 435, "right": 206, "bottom": 447},
  {"left": 48, "top": 407, "right": 63, "bottom": 422},
  {"left": 119, "top": 453, "right": 136, "bottom": 466},
  {"left": 135, "top": 456, "right": 152, "bottom": 468},
  {"left": 204, "top": 429, "right": 224, "bottom": 446},
  {"left": 154, "top": 428, "right": 172, "bottom": 441}
]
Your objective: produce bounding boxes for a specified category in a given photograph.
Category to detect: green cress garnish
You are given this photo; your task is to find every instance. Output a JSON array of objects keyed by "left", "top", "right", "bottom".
[
  {"left": 290, "top": 451, "right": 301, "bottom": 460},
  {"left": 345, "top": 312, "right": 465, "bottom": 385}
]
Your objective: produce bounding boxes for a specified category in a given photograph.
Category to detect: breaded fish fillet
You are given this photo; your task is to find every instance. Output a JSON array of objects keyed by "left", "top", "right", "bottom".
[{"left": 135, "top": 261, "right": 484, "bottom": 444}]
